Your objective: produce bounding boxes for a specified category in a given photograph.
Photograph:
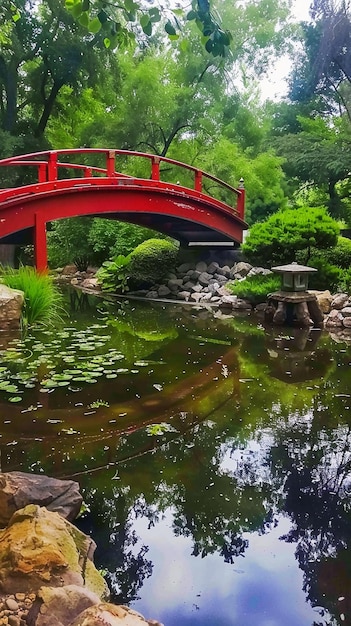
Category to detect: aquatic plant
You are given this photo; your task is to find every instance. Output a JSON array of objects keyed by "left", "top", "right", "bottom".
[{"left": 0, "top": 265, "right": 64, "bottom": 328}]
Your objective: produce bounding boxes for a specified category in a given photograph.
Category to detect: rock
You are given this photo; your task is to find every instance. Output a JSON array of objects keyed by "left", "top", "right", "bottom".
[
  {"left": 343, "top": 317, "right": 351, "bottom": 328},
  {"left": 183, "top": 282, "right": 196, "bottom": 293},
  {"left": 325, "top": 309, "right": 344, "bottom": 327},
  {"left": 68, "top": 604, "right": 163, "bottom": 626},
  {"left": 198, "top": 272, "right": 212, "bottom": 287},
  {"left": 218, "top": 265, "right": 231, "bottom": 277},
  {"left": 233, "top": 299, "right": 252, "bottom": 310},
  {"left": 0, "top": 505, "right": 108, "bottom": 599},
  {"left": 190, "top": 292, "right": 204, "bottom": 302},
  {"left": 176, "top": 263, "right": 192, "bottom": 274},
  {"left": 219, "top": 295, "right": 238, "bottom": 309},
  {"left": 331, "top": 293, "right": 349, "bottom": 310},
  {"left": 216, "top": 286, "right": 231, "bottom": 297},
  {"left": 207, "top": 262, "right": 219, "bottom": 274},
  {"left": 80, "top": 278, "right": 99, "bottom": 290},
  {"left": 195, "top": 261, "right": 208, "bottom": 273},
  {"left": 213, "top": 274, "right": 227, "bottom": 284},
  {"left": 26, "top": 585, "right": 101, "bottom": 626},
  {"left": 5, "top": 598, "right": 19, "bottom": 611},
  {"left": 341, "top": 306, "right": 351, "bottom": 317},
  {"left": 247, "top": 267, "right": 272, "bottom": 278},
  {"left": 201, "top": 292, "right": 213, "bottom": 302},
  {"left": 157, "top": 286, "right": 171, "bottom": 297},
  {"left": 0, "top": 472, "right": 83, "bottom": 527},
  {"left": 309, "top": 290, "right": 333, "bottom": 314},
  {"left": 207, "top": 283, "right": 220, "bottom": 294},
  {"left": 186, "top": 270, "right": 201, "bottom": 281},
  {"left": 191, "top": 284, "right": 203, "bottom": 293},
  {"left": 232, "top": 262, "right": 252, "bottom": 277},
  {"left": 177, "top": 291, "right": 190, "bottom": 301},
  {"left": 167, "top": 279, "right": 183, "bottom": 292},
  {"left": 0, "top": 284, "right": 24, "bottom": 330},
  {"left": 145, "top": 291, "right": 159, "bottom": 299}
]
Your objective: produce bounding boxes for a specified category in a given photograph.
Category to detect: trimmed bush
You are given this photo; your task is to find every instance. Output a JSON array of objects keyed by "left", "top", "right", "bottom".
[
  {"left": 228, "top": 274, "right": 280, "bottom": 305},
  {"left": 242, "top": 207, "right": 339, "bottom": 267},
  {"left": 128, "top": 238, "right": 179, "bottom": 286},
  {"left": 0, "top": 266, "right": 64, "bottom": 328}
]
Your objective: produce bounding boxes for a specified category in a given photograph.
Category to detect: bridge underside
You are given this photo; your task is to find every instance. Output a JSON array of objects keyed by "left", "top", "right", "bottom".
[{"left": 0, "top": 214, "right": 241, "bottom": 248}]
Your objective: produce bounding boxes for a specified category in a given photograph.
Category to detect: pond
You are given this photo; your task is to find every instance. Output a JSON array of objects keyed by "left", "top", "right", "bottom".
[{"left": 0, "top": 289, "right": 350, "bottom": 626}]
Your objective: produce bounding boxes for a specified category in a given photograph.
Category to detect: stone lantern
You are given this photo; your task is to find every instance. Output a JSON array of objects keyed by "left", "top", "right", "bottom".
[{"left": 267, "top": 262, "right": 324, "bottom": 327}]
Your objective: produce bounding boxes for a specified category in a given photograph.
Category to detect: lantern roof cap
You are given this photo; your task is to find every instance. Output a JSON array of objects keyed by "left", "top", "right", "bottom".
[{"left": 271, "top": 261, "right": 317, "bottom": 274}]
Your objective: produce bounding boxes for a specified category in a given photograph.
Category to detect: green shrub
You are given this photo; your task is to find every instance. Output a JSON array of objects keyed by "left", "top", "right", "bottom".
[
  {"left": 324, "top": 236, "right": 351, "bottom": 269},
  {"left": 96, "top": 255, "right": 130, "bottom": 293},
  {"left": 128, "top": 238, "right": 179, "bottom": 286},
  {"left": 339, "top": 268, "right": 351, "bottom": 294},
  {"left": 0, "top": 266, "right": 64, "bottom": 328},
  {"left": 228, "top": 273, "right": 280, "bottom": 305},
  {"left": 242, "top": 206, "right": 339, "bottom": 267},
  {"left": 306, "top": 258, "right": 341, "bottom": 292}
]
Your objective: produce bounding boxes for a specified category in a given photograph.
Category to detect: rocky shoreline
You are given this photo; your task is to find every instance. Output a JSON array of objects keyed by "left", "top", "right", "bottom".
[
  {"left": 67, "top": 260, "right": 351, "bottom": 338},
  {"left": 0, "top": 473, "right": 162, "bottom": 626}
]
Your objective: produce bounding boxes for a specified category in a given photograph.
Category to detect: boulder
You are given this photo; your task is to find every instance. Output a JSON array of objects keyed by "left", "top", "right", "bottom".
[
  {"left": 198, "top": 272, "right": 212, "bottom": 287},
  {"left": 232, "top": 262, "right": 252, "bottom": 277},
  {"left": 195, "top": 261, "right": 208, "bottom": 273},
  {"left": 157, "top": 285, "right": 171, "bottom": 298},
  {"left": 0, "top": 472, "right": 83, "bottom": 527},
  {"left": 0, "top": 284, "right": 24, "bottom": 330},
  {"left": 26, "top": 585, "right": 101, "bottom": 626},
  {"left": 0, "top": 505, "right": 109, "bottom": 599},
  {"left": 309, "top": 290, "right": 333, "bottom": 314},
  {"left": 331, "top": 293, "right": 349, "bottom": 310},
  {"left": 68, "top": 603, "right": 163, "bottom": 626}
]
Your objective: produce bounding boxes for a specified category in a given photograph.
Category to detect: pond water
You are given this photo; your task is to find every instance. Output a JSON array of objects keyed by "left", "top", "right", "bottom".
[{"left": 0, "top": 290, "right": 350, "bottom": 626}]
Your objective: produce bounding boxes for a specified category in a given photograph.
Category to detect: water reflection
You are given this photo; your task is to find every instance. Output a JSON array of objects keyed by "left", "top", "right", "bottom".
[{"left": 0, "top": 298, "right": 350, "bottom": 624}]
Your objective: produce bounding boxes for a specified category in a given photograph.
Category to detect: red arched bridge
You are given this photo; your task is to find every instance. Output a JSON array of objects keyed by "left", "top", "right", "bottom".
[{"left": 0, "top": 149, "right": 247, "bottom": 271}]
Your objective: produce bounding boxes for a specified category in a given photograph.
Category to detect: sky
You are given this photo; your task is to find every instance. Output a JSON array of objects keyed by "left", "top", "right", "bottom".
[{"left": 259, "top": 0, "right": 312, "bottom": 101}]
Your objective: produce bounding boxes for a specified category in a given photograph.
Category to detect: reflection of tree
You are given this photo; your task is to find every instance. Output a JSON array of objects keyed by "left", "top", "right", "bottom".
[
  {"left": 269, "top": 405, "right": 351, "bottom": 624},
  {"left": 77, "top": 488, "right": 153, "bottom": 604}
]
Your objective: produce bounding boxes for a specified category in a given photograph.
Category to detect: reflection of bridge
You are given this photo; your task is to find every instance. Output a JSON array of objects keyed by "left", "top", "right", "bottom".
[{"left": 0, "top": 149, "right": 247, "bottom": 270}]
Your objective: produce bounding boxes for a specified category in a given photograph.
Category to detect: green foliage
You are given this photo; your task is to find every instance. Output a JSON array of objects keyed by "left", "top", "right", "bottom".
[
  {"left": 48, "top": 217, "right": 167, "bottom": 270},
  {"left": 325, "top": 236, "right": 351, "bottom": 269},
  {"left": 48, "top": 217, "right": 94, "bottom": 270},
  {"left": 295, "top": 235, "right": 351, "bottom": 291},
  {"left": 128, "top": 238, "right": 179, "bottom": 285},
  {"left": 242, "top": 206, "right": 340, "bottom": 267},
  {"left": 96, "top": 255, "right": 130, "bottom": 293},
  {"left": 228, "top": 274, "right": 280, "bottom": 304},
  {"left": 338, "top": 268, "right": 351, "bottom": 294},
  {"left": 89, "top": 220, "right": 161, "bottom": 259},
  {"left": 305, "top": 256, "right": 342, "bottom": 292},
  {"left": 0, "top": 266, "right": 63, "bottom": 328},
  {"left": 196, "top": 137, "right": 287, "bottom": 224},
  {"left": 65, "top": 0, "right": 233, "bottom": 57}
]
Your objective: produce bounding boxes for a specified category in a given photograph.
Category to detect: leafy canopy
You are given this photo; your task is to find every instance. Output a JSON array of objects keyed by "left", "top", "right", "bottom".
[{"left": 65, "top": 0, "right": 233, "bottom": 57}]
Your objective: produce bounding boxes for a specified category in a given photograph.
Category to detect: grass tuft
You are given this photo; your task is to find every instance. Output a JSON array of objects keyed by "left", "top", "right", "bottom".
[{"left": 0, "top": 265, "right": 64, "bottom": 328}]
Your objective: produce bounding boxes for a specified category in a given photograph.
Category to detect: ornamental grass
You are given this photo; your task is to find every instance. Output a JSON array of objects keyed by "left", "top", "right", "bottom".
[{"left": 0, "top": 265, "right": 64, "bottom": 328}]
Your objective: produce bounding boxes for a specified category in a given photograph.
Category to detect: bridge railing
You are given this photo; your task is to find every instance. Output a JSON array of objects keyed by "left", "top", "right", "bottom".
[{"left": 0, "top": 148, "right": 245, "bottom": 219}]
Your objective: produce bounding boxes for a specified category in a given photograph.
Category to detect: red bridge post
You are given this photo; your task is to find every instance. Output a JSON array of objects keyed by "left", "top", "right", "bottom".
[{"left": 34, "top": 213, "right": 48, "bottom": 272}]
